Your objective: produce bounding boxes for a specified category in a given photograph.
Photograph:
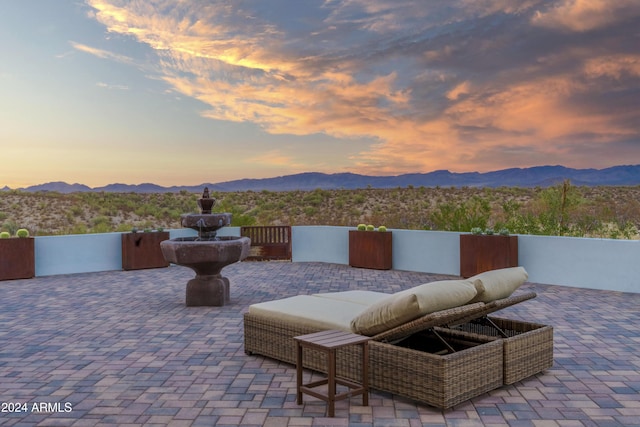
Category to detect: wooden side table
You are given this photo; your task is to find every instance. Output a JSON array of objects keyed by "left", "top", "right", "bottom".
[{"left": 294, "top": 330, "right": 370, "bottom": 417}]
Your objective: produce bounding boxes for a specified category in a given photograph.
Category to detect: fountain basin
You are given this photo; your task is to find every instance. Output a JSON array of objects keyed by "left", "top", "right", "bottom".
[
  {"left": 181, "top": 213, "right": 231, "bottom": 230},
  {"left": 180, "top": 213, "right": 231, "bottom": 239},
  {"left": 161, "top": 236, "right": 250, "bottom": 306}
]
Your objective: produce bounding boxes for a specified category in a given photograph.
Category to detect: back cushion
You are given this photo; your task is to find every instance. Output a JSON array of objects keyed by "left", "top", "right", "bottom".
[
  {"left": 350, "top": 293, "right": 421, "bottom": 336},
  {"left": 394, "top": 279, "right": 479, "bottom": 316},
  {"left": 469, "top": 266, "right": 528, "bottom": 303}
]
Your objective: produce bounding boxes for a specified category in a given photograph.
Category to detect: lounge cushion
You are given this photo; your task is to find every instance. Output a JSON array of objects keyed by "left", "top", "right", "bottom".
[
  {"left": 394, "top": 279, "right": 479, "bottom": 316},
  {"left": 469, "top": 267, "right": 528, "bottom": 303},
  {"left": 350, "top": 293, "right": 421, "bottom": 336},
  {"left": 248, "top": 295, "right": 366, "bottom": 331},
  {"left": 313, "top": 290, "right": 391, "bottom": 306}
]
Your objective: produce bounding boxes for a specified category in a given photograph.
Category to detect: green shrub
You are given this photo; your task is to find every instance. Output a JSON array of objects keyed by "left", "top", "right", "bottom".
[
  {"left": 16, "top": 228, "right": 29, "bottom": 238},
  {"left": 0, "top": 231, "right": 10, "bottom": 239},
  {"left": 378, "top": 225, "right": 387, "bottom": 232},
  {"left": 357, "top": 223, "right": 366, "bottom": 231},
  {"left": 366, "top": 224, "right": 375, "bottom": 231},
  {"left": 430, "top": 196, "right": 490, "bottom": 232}
]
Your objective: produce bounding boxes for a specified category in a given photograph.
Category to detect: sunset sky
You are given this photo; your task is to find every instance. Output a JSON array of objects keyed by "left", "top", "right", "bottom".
[{"left": 1, "top": 0, "right": 639, "bottom": 188}]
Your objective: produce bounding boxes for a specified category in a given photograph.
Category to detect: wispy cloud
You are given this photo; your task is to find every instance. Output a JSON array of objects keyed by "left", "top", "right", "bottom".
[
  {"left": 82, "top": 0, "right": 640, "bottom": 173},
  {"left": 96, "top": 82, "right": 129, "bottom": 90},
  {"left": 531, "top": 0, "right": 640, "bottom": 32},
  {"left": 70, "top": 41, "right": 135, "bottom": 65}
]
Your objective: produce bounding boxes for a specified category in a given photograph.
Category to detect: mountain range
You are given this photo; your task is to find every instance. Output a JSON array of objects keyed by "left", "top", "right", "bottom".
[{"left": 5, "top": 165, "right": 640, "bottom": 193}]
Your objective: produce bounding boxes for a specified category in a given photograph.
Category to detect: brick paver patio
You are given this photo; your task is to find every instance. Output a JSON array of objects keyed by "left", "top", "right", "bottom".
[{"left": 1, "top": 262, "right": 639, "bottom": 426}]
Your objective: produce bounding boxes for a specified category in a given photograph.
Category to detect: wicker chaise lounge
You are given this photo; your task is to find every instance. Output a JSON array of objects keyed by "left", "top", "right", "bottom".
[{"left": 244, "top": 267, "right": 553, "bottom": 409}]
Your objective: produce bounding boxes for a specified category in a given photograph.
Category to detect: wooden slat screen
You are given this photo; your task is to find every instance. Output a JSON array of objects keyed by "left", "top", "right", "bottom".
[{"left": 240, "top": 226, "right": 292, "bottom": 261}]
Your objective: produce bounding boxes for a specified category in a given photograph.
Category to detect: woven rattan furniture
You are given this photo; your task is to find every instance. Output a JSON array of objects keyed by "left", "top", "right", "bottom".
[
  {"left": 294, "top": 330, "right": 370, "bottom": 417},
  {"left": 447, "top": 316, "right": 554, "bottom": 384},
  {"left": 244, "top": 292, "right": 553, "bottom": 409}
]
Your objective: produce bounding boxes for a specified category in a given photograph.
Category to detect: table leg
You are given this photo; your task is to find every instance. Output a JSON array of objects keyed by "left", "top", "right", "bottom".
[
  {"left": 328, "top": 348, "right": 336, "bottom": 417},
  {"left": 296, "top": 342, "right": 303, "bottom": 405},
  {"left": 362, "top": 342, "right": 369, "bottom": 406}
]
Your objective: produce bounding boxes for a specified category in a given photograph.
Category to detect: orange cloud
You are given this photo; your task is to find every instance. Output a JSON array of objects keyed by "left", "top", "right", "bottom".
[
  {"left": 583, "top": 54, "right": 640, "bottom": 79},
  {"left": 81, "top": 1, "right": 640, "bottom": 176},
  {"left": 532, "top": 0, "right": 640, "bottom": 32}
]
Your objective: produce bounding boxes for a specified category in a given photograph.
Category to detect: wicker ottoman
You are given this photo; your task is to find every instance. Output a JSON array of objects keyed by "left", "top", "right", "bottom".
[
  {"left": 448, "top": 316, "right": 554, "bottom": 384},
  {"left": 370, "top": 327, "right": 504, "bottom": 409}
]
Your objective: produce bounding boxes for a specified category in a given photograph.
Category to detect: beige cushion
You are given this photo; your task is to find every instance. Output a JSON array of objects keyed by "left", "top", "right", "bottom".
[
  {"left": 248, "top": 295, "right": 365, "bottom": 331},
  {"left": 471, "top": 279, "right": 486, "bottom": 295},
  {"left": 469, "top": 266, "right": 528, "bottom": 303},
  {"left": 394, "top": 279, "right": 479, "bottom": 316},
  {"left": 350, "top": 293, "right": 421, "bottom": 336},
  {"left": 313, "top": 290, "right": 391, "bottom": 306}
]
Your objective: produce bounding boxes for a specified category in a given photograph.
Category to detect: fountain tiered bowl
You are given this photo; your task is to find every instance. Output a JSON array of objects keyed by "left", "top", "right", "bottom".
[{"left": 160, "top": 189, "right": 250, "bottom": 307}]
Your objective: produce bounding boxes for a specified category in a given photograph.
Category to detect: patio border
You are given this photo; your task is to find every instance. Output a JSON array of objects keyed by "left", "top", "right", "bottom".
[{"left": 27, "top": 226, "right": 640, "bottom": 293}]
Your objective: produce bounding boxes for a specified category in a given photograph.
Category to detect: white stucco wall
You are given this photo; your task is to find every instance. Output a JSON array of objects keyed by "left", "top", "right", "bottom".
[
  {"left": 291, "top": 226, "right": 461, "bottom": 275},
  {"left": 34, "top": 229, "right": 197, "bottom": 276},
  {"left": 518, "top": 234, "right": 639, "bottom": 293},
  {"left": 291, "top": 226, "right": 349, "bottom": 264},
  {"left": 292, "top": 226, "right": 640, "bottom": 293},
  {"left": 31, "top": 226, "right": 640, "bottom": 293},
  {"left": 35, "top": 232, "right": 123, "bottom": 276},
  {"left": 390, "top": 229, "right": 460, "bottom": 275}
]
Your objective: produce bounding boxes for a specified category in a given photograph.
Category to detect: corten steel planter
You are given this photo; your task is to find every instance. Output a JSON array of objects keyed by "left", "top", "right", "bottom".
[
  {"left": 0, "top": 237, "right": 35, "bottom": 280},
  {"left": 349, "top": 230, "right": 392, "bottom": 270},
  {"left": 121, "top": 231, "right": 170, "bottom": 270},
  {"left": 460, "top": 234, "right": 518, "bottom": 278}
]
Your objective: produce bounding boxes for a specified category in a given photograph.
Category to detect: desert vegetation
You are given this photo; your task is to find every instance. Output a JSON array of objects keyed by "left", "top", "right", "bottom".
[{"left": 1, "top": 181, "right": 639, "bottom": 239}]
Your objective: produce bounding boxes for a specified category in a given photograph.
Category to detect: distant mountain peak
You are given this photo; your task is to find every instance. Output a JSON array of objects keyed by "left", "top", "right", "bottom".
[
  {"left": 22, "top": 182, "right": 92, "bottom": 193},
  {"left": 13, "top": 164, "right": 640, "bottom": 193}
]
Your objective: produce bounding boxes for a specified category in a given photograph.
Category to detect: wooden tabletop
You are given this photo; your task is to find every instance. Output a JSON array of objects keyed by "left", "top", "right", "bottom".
[{"left": 294, "top": 330, "right": 370, "bottom": 349}]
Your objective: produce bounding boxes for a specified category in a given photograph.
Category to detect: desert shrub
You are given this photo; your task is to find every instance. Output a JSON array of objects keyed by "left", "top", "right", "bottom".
[
  {"left": 533, "top": 180, "right": 582, "bottom": 236},
  {"left": 303, "top": 189, "right": 326, "bottom": 207},
  {"left": 353, "top": 194, "right": 366, "bottom": 204},
  {"left": 67, "top": 223, "right": 88, "bottom": 234},
  {"left": 164, "top": 208, "right": 183, "bottom": 221},
  {"left": 115, "top": 223, "right": 136, "bottom": 232},
  {"left": 2, "top": 220, "right": 19, "bottom": 235},
  {"left": 90, "top": 216, "right": 112, "bottom": 234},
  {"left": 69, "top": 205, "right": 84, "bottom": 217},
  {"left": 430, "top": 196, "right": 490, "bottom": 232}
]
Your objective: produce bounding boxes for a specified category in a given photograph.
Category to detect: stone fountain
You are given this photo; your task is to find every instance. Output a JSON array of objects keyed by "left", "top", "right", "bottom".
[{"left": 160, "top": 188, "right": 251, "bottom": 306}]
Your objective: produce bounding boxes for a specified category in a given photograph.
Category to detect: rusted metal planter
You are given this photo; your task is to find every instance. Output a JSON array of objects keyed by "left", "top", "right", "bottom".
[
  {"left": 349, "top": 230, "right": 392, "bottom": 270},
  {"left": 0, "top": 237, "right": 35, "bottom": 280},
  {"left": 460, "top": 234, "right": 518, "bottom": 278},
  {"left": 121, "top": 231, "right": 170, "bottom": 270}
]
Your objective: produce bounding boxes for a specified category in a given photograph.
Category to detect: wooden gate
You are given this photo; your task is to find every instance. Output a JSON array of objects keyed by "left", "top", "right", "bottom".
[{"left": 240, "top": 226, "right": 292, "bottom": 261}]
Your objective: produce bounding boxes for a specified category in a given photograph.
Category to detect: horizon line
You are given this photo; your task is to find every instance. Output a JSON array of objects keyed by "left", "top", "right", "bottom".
[{"left": 3, "top": 164, "right": 640, "bottom": 190}]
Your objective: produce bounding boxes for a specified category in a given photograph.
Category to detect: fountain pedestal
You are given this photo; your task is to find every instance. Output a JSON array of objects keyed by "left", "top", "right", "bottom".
[
  {"left": 160, "top": 188, "right": 251, "bottom": 307},
  {"left": 186, "top": 275, "right": 230, "bottom": 307},
  {"left": 161, "top": 236, "right": 250, "bottom": 306}
]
